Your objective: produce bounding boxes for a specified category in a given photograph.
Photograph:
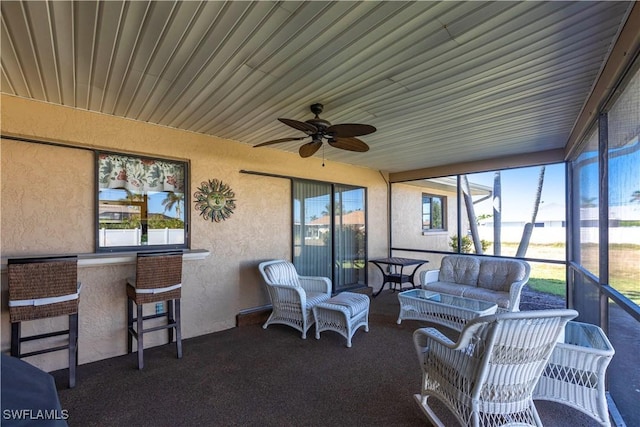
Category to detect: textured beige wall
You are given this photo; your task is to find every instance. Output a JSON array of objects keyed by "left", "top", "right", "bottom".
[
  {"left": 1, "top": 94, "right": 389, "bottom": 371},
  {"left": 391, "top": 182, "right": 458, "bottom": 252}
]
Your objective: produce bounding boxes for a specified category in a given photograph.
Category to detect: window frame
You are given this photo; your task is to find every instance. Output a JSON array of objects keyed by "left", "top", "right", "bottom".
[
  {"left": 95, "top": 150, "right": 189, "bottom": 252},
  {"left": 422, "top": 193, "right": 447, "bottom": 233}
]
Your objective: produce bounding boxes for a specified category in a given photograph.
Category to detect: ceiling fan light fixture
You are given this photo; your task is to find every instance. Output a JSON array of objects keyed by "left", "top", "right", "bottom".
[{"left": 254, "top": 103, "right": 376, "bottom": 158}]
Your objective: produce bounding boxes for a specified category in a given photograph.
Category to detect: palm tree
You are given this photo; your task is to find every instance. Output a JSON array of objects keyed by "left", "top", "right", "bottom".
[
  {"left": 462, "top": 175, "right": 483, "bottom": 254},
  {"left": 630, "top": 190, "right": 640, "bottom": 203},
  {"left": 162, "top": 192, "right": 184, "bottom": 219},
  {"left": 516, "top": 166, "right": 545, "bottom": 257},
  {"left": 321, "top": 202, "right": 345, "bottom": 217},
  {"left": 493, "top": 171, "right": 501, "bottom": 256}
]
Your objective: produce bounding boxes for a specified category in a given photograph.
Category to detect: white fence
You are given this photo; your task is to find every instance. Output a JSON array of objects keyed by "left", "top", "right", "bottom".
[
  {"left": 99, "top": 228, "right": 184, "bottom": 247},
  {"left": 478, "top": 226, "right": 640, "bottom": 245}
]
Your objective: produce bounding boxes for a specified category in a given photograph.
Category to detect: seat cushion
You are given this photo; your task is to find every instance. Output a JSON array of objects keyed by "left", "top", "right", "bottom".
[
  {"left": 263, "top": 261, "right": 301, "bottom": 287},
  {"left": 461, "top": 287, "right": 511, "bottom": 309},
  {"left": 477, "top": 259, "right": 527, "bottom": 291},
  {"left": 305, "top": 291, "right": 331, "bottom": 309},
  {"left": 423, "top": 281, "right": 471, "bottom": 297},
  {"left": 439, "top": 256, "right": 480, "bottom": 286},
  {"left": 324, "top": 292, "right": 369, "bottom": 317}
]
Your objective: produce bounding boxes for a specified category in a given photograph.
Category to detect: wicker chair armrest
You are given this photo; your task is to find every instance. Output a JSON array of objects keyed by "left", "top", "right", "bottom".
[
  {"left": 505, "top": 261, "right": 530, "bottom": 311},
  {"left": 419, "top": 269, "right": 440, "bottom": 287},
  {"left": 269, "top": 283, "right": 306, "bottom": 306},
  {"left": 414, "top": 326, "right": 477, "bottom": 352},
  {"left": 507, "top": 278, "right": 528, "bottom": 311},
  {"left": 414, "top": 327, "right": 464, "bottom": 366},
  {"left": 299, "top": 276, "right": 332, "bottom": 295}
]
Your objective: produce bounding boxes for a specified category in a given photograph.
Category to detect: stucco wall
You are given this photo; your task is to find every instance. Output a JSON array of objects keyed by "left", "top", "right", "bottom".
[
  {"left": 0, "top": 94, "right": 389, "bottom": 371},
  {"left": 391, "top": 182, "right": 459, "bottom": 252}
]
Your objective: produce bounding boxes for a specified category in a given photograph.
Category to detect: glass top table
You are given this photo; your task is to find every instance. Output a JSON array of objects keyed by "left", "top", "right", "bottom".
[{"left": 397, "top": 289, "right": 497, "bottom": 331}]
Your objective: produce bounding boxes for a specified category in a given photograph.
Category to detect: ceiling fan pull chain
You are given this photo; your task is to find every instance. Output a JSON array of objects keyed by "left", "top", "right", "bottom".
[{"left": 322, "top": 144, "right": 325, "bottom": 167}]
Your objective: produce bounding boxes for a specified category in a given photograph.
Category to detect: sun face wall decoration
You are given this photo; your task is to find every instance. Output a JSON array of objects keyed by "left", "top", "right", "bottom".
[{"left": 193, "top": 179, "right": 236, "bottom": 222}]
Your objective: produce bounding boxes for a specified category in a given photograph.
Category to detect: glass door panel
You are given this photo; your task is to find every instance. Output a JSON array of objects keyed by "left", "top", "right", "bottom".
[
  {"left": 293, "top": 181, "right": 332, "bottom": 279},
  {"left": 334, "top": 185, "right": 366, "bottom": 291}
]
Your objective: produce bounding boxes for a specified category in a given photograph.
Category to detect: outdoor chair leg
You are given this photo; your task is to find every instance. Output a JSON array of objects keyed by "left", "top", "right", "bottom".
[
  {"left": 127, "top": 299, "right": 133, "bottom": 354},
  {"left": 175, "top": 299, "right": 182, "bottom": 359},
  {"left": 167, "top": 301, "right": 174, "bottom": 343},
  {"left": 11, "top": 322, "right": 20, "bottom": 358},
  {"left": 69, "top": 313, "right": 78, "bottom": 388},
  {"left": 137, "top": 304, "right": 144, "bottom": 370}
]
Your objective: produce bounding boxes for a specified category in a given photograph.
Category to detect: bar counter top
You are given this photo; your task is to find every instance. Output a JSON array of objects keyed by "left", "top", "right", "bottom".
[{"left": 0, "top": 249, "right": 210, "bottom": 271}]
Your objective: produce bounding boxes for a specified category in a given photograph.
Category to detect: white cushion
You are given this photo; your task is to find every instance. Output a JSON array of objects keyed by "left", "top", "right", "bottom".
[
  {"left": 324, "top": 292, "right": 369, "bottom": 317},
  {"left": 439, "top": 256, "right": 480, "bottom": 286},
  {"left": 478, "top": 259, "right": 526, "bottom": 291},
  {"left": 264, "top": 262, "right": 301, "bottom": 287}
]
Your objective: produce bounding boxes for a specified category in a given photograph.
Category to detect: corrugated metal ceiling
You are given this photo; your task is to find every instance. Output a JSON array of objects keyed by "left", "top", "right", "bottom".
[{"left": 0, "top": 1, "right": 633, "bottom": 173}]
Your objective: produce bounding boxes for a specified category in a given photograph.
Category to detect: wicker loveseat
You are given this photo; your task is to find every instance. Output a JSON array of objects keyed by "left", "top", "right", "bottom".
[{"left": 419, "top": 255, "right": 530, "bottom": 312}]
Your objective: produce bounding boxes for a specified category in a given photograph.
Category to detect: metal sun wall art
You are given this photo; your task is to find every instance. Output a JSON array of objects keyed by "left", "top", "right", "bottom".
[{"left": 194, "top": 179, "right": 236, "bottom": 222}]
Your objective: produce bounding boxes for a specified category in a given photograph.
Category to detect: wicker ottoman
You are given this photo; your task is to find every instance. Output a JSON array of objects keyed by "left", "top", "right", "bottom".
[{"left": 313, "top": 292, "right": 370, "bottom": 348}]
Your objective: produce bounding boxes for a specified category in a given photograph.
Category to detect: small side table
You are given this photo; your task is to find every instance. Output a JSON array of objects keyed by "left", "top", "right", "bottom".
[
  {"left": 533, "top": 321, "right": 615, "bottom": 427},
  {"left": 369, "top": 258, "right": 428, "bottom": 297},
  {"left": 313, "top": 292, "right": 370, "bottom": 348}
]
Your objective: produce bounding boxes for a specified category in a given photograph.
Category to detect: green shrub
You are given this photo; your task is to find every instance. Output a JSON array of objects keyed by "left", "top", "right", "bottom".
[{"left": 449, "top": 235, "right": 490, "bottom": 253}]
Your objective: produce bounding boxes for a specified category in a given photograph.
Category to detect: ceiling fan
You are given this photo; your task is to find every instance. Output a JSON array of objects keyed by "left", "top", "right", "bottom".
[{"left": 254, "top": 103, "right": 376, "bottom": 158}]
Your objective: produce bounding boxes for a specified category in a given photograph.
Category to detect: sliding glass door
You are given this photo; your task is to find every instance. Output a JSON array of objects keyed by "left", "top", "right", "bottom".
[
  {"left": 293, "top": 180, "right": 366, "bottom": 292},
  {"left": 334, "top": 185, "right": 366, "bottom": 291},
  {"left": 293, "top": 181, "right": 332, "bottom": 279}
]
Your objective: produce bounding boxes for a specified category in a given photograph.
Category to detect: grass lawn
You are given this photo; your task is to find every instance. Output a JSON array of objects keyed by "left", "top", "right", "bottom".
[{"left": 497, "top": 242, "right": 639, "bottom": 305}]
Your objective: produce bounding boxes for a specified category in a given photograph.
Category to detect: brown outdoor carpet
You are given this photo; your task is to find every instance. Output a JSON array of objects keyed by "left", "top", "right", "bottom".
[{"left": 52, "top": 289, "right": 602, "bottom": 426}]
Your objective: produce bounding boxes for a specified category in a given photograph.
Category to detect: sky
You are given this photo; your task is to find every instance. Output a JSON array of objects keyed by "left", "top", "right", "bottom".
[
  {"left": 99, "top": 189, "right": 183, "bottom": 219},
  {"left": 468, "top": 163, "right": 566, "bottom": 222}
]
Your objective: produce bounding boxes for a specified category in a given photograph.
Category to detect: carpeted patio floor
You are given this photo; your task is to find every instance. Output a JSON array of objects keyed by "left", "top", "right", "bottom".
[{"left": 52, "top": 288, "right": 604, "bottom": 426}]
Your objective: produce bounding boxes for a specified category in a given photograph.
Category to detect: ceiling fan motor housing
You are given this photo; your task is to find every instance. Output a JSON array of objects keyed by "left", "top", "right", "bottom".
[{"left": 306, "top": 103, "right": 331, "bottom": 133}]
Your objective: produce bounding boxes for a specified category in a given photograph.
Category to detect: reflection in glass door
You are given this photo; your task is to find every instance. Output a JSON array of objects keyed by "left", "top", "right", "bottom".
[
  {"left": 293, "top": 181, "right": 332, "bottom": 279},
  {"left": 334, "top": 185, "right": 366, "bottom": 291},
  {"left": 292, "top": 181, "right": 366, "bottom": 292}
]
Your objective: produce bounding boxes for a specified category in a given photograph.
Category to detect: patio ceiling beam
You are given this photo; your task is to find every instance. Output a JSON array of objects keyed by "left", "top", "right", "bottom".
[{"left": 388, "top": 148, "right": 564, "bottom": 183}]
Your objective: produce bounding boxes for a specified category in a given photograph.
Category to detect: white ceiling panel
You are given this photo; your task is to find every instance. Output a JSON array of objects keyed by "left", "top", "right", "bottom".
[{"left": 0, "top": 0, "right": 634, "bottom": 173}]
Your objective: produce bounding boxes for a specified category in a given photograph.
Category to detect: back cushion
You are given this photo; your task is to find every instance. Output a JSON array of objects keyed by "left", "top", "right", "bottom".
[
  {"left": 439, "top": 256, "right": 480, "bottom": 286},
  {"left": 264, "top": 262, "right": 301, "bottom": 287},
  {"left": 478, "top": 259, "right": 527, "bottom": 291}
]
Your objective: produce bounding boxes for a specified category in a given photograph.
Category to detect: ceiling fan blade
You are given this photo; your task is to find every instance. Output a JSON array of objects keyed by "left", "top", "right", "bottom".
[
  {"left": 299, "top": 141, "right": 322, "bottom": 158},
  {"left": 328, "top": 137, "right": 369, "bottom": 152},
  {"left": 253, "top": 136, "right": 307, "bottom": 148},
  {"left": 278, "top": 118, "right": 318, "bottom": 134},
  {"left": 326, "top": 123, "right": 376, "bottom": 138}
]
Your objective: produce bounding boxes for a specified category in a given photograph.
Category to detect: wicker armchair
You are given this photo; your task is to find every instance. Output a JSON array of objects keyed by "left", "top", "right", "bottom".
[
  {"left": 413, "top": 309, "right": 578, "bottom": 427},
  {"left": 258, "top": 260, "right": 332, "bottom": 339}
]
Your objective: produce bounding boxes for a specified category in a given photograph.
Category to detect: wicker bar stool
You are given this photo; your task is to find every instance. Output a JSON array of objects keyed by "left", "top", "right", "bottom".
[
  {"left": 127, "top": 251, "right": 183, "bottom": 370},
  {"left": 7, "top": 255, "right": 82, "bottom": 388}
]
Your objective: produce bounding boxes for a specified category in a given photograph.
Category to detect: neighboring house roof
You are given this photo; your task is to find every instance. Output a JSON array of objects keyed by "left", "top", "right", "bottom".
[
  {"left": 404, "top": 176, "right": 493, "bottom": 196},
  {"left": 309, "top": 210, "right": 365, "bottom": 226}
]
